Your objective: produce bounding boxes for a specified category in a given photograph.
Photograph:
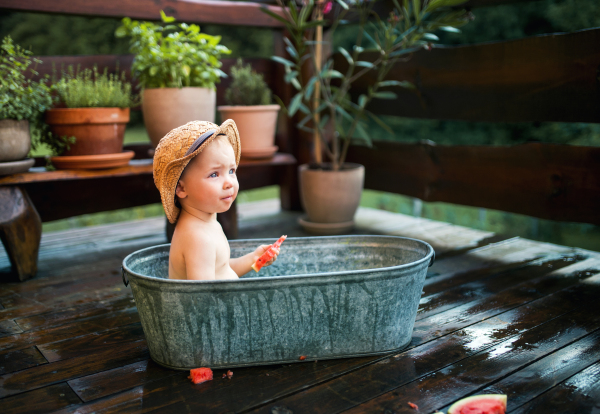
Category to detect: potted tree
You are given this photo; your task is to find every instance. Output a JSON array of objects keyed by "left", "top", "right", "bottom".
[
  {"left": 0, "top": 36, "right": 53, "bottom": 175},
  {"left": 116, "top": 11, "right": 231, "bottom": 148},
  {"left": 264, "top": 0, "right": 472, "bottom": 233},
  {"left": 218, "top": 59, "right": 280, "bottom": 159},
  {"left": 44, "top": 66, "right": 137, "bottom": 169}
]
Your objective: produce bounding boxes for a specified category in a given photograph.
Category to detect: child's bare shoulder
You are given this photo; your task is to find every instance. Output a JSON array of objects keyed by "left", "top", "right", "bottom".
[{"left": 173, "top": 219, "right": 216, "bottom": 251}]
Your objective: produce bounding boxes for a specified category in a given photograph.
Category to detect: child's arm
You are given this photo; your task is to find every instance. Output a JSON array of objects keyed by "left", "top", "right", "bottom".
[
  {"left": 230, "top": 245, "right": 280, "bottom": 276},
  {"left": 182, "top": 234, "right": 217, "bottom": 280}
]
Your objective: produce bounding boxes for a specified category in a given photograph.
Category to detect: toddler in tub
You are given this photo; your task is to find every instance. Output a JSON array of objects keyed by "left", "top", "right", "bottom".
[{"left": 153, "top": 120, "right": 279, "bottom": 280}]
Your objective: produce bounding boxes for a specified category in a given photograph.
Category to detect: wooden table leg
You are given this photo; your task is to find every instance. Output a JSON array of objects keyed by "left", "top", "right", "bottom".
[{"left": 0, "top": 186, "right": 42, "bottom": 282}]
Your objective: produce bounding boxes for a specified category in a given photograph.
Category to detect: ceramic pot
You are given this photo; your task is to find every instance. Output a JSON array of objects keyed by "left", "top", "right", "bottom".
[
  {"left": 299, "top": 163, "right": 365, "bottom": 223},
  {"left": 217, "top": 105, "right": 279, "bottom": 155},
  {"left": 142, "top": 87, "right": 216, "bottom": 148},
  {"left": 0, "top": 119, "right": 30, "bottom": 162},
  {"left": 45, "top": 108, "right": 130, "bottom": 156}
]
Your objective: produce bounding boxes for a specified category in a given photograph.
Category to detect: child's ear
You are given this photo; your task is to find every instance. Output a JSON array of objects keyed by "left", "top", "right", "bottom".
[{"left": 175, "top": 181, "right": 187, "bottom": 199}]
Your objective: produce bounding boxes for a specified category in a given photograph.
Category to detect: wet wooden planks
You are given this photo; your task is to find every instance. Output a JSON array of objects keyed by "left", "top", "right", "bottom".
[{"left": 0, "top": 206, "right": 599, "bottom": 413}]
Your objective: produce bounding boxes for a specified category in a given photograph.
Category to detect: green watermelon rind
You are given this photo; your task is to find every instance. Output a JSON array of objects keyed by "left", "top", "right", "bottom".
[{"left": 447, "top": 394, "right": 507, "bottom": 414}]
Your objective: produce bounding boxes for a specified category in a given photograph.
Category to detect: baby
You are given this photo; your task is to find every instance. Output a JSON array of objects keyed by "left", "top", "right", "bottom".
[{"left": 153, "top": 120, "right": 279, "bottom": 280}]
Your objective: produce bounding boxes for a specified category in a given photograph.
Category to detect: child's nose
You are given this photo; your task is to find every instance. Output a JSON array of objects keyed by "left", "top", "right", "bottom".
[{"left": 223, "top": 175, "right": 234, "bottom": 189}]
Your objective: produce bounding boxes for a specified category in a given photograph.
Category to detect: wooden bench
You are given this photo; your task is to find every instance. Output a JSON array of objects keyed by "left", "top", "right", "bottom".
[{"left": 0, "top": 147, "right": 296, "bottom": 281}]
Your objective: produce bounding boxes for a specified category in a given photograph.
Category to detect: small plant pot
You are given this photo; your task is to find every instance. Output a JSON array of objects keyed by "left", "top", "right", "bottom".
[
  {"left": 142, "top": 87, "right": 216, "bottom": 148},
  {"left": 299, "top": 163, "right": 365, "bottom": 228},
  {"left": 218, "top": 105, "right": 280, "bottom": 158},
  {"left": 45, "top": 108, "right": 130, "bottom": 156},
  {"left": 0, "top": 119, "right": 31, "bottom": 162}
]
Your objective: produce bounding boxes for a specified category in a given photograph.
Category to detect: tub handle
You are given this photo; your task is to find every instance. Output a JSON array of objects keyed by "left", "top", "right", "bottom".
[
  {"left": 122, "top": 266, "right": 129, "bottom": 287},
  {"left": 429, "top": 251, "right": 435, "bottom": 267}
]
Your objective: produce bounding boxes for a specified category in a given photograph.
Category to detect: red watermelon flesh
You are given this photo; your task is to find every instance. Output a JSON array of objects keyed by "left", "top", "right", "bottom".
[
  {"left": 188, "top": 367, "right": 213, "bottom": 384},
  {"left": 447, "top": 394, "right": 507, "bottom": 414}
]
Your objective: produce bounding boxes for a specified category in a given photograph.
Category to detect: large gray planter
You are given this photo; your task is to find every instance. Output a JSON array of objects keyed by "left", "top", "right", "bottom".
[
  {"left": 0, "top": 119, "right": 30, "bottom": 162},
  {"left": 122, "top": 235, "right": 434, "bottom": 370}
]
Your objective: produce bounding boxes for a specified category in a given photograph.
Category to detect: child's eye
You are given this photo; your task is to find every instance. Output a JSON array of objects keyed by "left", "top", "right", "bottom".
[
  {"left": 229, "top": 168, "right": 236, "bottom": 174},
  {"left": 209, "top": 172, "right": 218, "bottom": 178}
]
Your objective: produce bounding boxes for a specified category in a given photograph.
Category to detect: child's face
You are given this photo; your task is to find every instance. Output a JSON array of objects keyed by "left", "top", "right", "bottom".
[{"left": 176, "top": 137, "right": 239, "bottom": 215}]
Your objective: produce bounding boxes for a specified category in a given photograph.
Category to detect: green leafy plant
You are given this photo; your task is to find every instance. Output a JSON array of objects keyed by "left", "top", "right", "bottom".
[
  {"left": 225, "top": 58, "right": 272, "bottom": 106},
  {"left": 54, "top": 66, "right": 136, "bottom": 108},
  {"left": 263, "top": 0, "right": 472, "bottom": 170},
  {"left": 0, "top": 36, "right": 53, "bottom": 145},
  {"left": 115, "top": 11, "right": 231, "bottom": 89}
]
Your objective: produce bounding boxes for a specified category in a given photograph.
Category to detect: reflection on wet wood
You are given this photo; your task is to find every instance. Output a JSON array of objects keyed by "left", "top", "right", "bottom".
[
  {"left": 343, "top": 296, "right": 600, "bottom": 413},
  {"left": 0, "top": 382, "right": 81, "bottom": 414},
  {"left": 510, "top": 360, "right": 600, "bottom": 414},
  {"left": 0, "top": 347, "right": 47, "bottom": 375},
  {"left": 68, "top": 359, "right": 178, "bottom": 402},
  {"left": 0, "top": 308, "right": 140, "bottom": 353},
  {"left": 38, "top": 323, "right": 144, "bottom": 362},
  {"left": 249, "top": 275, "right": 600, "bottom": 414},
  {"left": 478, "top": 329, "right": 600, "bottom": 412},
  {"left": 0, "top": 341, "right": 148, "bottom": 398},
  {"left": 1, "top": 211, "right": 599, "bottom": 413}
]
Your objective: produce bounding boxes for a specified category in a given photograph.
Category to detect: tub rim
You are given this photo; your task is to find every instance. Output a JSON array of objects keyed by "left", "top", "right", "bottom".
[{"left": 122, "top": 234, "right": 434, "bottom": 286}]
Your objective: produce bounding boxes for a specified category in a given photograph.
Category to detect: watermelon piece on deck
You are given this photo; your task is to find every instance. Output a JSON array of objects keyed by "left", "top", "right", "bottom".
[
  {"left": 447, "top": 394, "right": 507, "bottom": 414},
  {"left": 188, "top": 367, "right": 213, "bottom": 384}
]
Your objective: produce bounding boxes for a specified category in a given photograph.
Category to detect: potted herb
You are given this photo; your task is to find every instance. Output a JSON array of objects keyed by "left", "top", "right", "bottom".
[
  {"left": 218, "top": 59, "right": 280, "bottom": 158},
  {"left": 116, "top": 11, "right": 231, "bottom": 148},
  {"left": 0, "top": 36, "right": 52, "bottom": 175},
  {"left": 264, "top": 0, "right": 471, "bottom": 233},
  {"left": 43, "top": 66, "right": 136, "bottom": 168}
]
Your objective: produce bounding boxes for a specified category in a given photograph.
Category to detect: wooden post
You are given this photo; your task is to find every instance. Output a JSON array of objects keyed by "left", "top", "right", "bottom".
[
  {"left": 274, "top": 29, "right": 303, "bottom": 211},
  {"left": 313, "top": 5, "right": 323, "bottom": 164}
]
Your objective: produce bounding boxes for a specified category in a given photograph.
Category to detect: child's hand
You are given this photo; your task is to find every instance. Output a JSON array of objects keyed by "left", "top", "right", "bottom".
[{"left": 253, "top": 244, "right": 280, "bottom": 268}]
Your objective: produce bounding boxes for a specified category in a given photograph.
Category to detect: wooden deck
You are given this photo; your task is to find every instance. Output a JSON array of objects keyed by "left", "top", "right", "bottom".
[{"left": 1, "top": 202, "right": 599, "bottom": 413}]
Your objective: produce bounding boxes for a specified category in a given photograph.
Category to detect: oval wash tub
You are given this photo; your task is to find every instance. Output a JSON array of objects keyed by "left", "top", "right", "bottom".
[{"left": 122, "top": 235, "right": 434, "bottom": 370}]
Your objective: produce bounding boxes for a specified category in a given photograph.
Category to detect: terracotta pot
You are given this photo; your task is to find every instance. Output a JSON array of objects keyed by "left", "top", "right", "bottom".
[
  {"left": 45, "top": 108, "right": 130, "bottom": 156},
  {"left": 217, "top": 105, "right": 279, "bottom": 153},
  {"left": 0, "top": 119, "right": 30, "bottom": 162},
  {"left": 142, "top": 87, "right": 216, "bottom": 148},
  {"left": 299, "top": 163, "right": 365, "bottom": 223}
]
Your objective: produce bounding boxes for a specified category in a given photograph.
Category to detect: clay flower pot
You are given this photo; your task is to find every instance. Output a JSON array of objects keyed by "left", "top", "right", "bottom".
[
  {"left": 45, "top": 107, "right": 130, "bottom": 156},
  {"left": 0, "top": 119, "right": 30, "bottom": 162},
  {"left": 299, "top": 163, "right": 365, "bottom": 234},
  {"left": 142, "top": 87, "right": 216, "bottom": 148},
  {"left": 217, "top": 104, "right": 280, "bottom": 158}
]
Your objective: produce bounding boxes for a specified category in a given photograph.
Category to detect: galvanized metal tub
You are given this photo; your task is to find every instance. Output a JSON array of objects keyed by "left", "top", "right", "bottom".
[{"left": 122, "top": 235, "right": 434, "bottom": 370}]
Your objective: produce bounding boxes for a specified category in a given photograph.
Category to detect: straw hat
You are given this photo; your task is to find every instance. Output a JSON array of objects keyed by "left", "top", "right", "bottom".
[{"left": 153, "top": 119, "right": 241, "bottom": 223}]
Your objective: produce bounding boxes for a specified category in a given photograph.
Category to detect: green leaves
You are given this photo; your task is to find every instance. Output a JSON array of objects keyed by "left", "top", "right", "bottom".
[
  {"left": 373, "top": 91, "right": 398, "bottom": 100},
  {"left": 116, "top": 11, "right": 230, "bottom": 89},
  {"left": 288, "top": 92, "right": 303, "bottom": 116},
  {"left": 271, "top": 56, "right": 295, "bottom": 67},
  {"left": 425, "top": 0, "right": 468, "bottom": 13},
  {"left": 262, "top": 0, "right": 470, "bottom": 167},
  {"left": 53, "top": 66, "right": 137, "bottom": 109},
  {"left": 0, "top": 36, "right": 53, "bottom": 122},
  {"left": 225, "top": 59, "right": 271, "bottom": 106},
  {"left": 160, "top": 10, "right": 176, "bottom": 23}
]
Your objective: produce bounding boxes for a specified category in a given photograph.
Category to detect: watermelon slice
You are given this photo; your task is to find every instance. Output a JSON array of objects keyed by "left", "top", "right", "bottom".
[
  {"left": 447, "top": 394, "right": 507, "bottom": 414},
  {"left": 251, "top": 235, "right": 287, "bottom": 272},
  {"left": 188, "top": 367, "right": 213, "bottom": 384}
]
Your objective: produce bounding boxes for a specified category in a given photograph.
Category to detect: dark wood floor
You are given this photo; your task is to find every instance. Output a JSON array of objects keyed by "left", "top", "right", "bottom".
[{"left": 1, "top": 204, "right": 599, "bottom": 413}]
